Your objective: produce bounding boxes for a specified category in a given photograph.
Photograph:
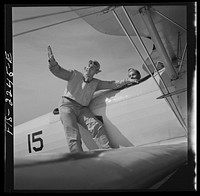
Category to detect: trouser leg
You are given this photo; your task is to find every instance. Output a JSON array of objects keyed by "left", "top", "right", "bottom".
[
  {"left": 78, "top": 107, "right": 111, "bottom": 150},
  {"left": 59, "top": 107, "right": 83, "bottom": 153}
]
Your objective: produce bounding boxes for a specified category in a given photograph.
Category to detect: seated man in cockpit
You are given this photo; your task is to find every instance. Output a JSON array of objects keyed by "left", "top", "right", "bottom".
[
  {"left": 127, "top": 68, "right": 141, "bottom": 83},
  {"left": 115, "top": 68, "right": 142, "bottom": 90}
]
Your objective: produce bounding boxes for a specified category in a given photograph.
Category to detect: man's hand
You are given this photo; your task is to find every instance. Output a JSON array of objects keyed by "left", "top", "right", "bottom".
[
  {"left": 48, "top": 45, "right": 57, "bottom": 66},
  {"left": 48, "top": 45, "right": 54, "bottom": 59}
]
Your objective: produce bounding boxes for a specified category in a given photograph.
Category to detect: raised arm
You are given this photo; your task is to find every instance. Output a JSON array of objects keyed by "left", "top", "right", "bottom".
[{"left": 48, "top": 46, "right": 73, "bottom": 81}]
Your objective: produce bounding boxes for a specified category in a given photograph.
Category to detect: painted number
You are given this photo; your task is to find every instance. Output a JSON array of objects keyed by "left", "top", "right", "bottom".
[{"left": 28, "top": 130, "right": 44, "bottom": 153}]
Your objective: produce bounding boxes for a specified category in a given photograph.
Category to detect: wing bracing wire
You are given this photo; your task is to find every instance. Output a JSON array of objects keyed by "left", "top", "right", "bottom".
[
  {"left": 13, "top": 7, "right": 106, "bottom": 38},
  {"left": 13, "top": 7, "right": 94, "bottom": 23}
]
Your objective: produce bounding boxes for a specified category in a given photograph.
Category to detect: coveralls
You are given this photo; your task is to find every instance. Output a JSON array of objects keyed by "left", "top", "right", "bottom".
[{"left": 49, "top": 63, "right": 128, "bottom": 153}]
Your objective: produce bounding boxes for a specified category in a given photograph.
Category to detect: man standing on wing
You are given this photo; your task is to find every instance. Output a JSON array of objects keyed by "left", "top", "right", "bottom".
[{"left": 48, "top": 46, "right": 137, "bottom": 153}]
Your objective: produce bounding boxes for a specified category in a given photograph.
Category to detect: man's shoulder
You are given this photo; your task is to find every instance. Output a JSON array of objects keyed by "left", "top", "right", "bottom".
[
  {"left": 92, "top": 77, "right": 102, "bottom": 83},
  {"left": 68, "top": 69, "right": 84, "bottom": 82},
  {"left": 73, "top": 69, "right": 83, "bottom": 76}
]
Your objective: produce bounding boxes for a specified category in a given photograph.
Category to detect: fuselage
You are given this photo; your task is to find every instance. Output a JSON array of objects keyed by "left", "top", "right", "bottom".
[{"left": 14, "top": 67, "right": 187, "bottom": 159}]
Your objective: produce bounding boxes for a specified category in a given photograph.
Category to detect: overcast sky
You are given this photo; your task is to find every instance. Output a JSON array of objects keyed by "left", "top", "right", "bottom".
[{"left": 12, "top": 6, "right": 153, "bottom": 126}]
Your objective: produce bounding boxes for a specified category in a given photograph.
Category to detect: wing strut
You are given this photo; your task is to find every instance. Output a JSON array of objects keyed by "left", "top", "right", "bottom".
[
  {"left": 178, "top": 43, "right": 187, "bottom": 74},
  {"left": 139, "top": 6, "right": 178, "bottom": 80},
  {"left": 151, "top": 8, "right": 187, "bottom": 31},
  {"left": 112, "top": 7, "right": 187, "bottom": 133}
]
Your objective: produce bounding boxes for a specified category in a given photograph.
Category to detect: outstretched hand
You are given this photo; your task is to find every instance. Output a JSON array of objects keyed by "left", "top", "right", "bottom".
[
  {"left": 48, "top": 45, "right": 57, "bottom": 66},
  {"left": 48, "top": 45, "right": 54, "bottom": 58}
]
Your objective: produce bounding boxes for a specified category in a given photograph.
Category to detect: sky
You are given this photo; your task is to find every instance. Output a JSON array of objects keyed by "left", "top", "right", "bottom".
[{"left": 12, "top": 6, "right": 153, "bottom": 126}]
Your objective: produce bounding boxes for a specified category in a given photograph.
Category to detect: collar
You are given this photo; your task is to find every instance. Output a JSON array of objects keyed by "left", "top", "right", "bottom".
[{"left": 83, "top": 76, "right": 92, "bottom": 83}]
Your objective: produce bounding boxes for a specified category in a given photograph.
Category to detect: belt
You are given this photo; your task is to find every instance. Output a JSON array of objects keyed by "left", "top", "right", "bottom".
[
  {"left": 62, "top": 96, "right": 84, "bottom": 106},
  {"left": 62, "top": 96, "right": 75, "bottom": 102}
]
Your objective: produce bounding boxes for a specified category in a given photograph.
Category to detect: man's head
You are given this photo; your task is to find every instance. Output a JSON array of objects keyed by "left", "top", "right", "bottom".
[
  {"left": 128, "top": 68, "right": 141, "bottom": 80},
  {"left": 84, "top": 60, "right": 101, "bottom": 75},
  {"left": 83, "top": 60, "right": 101, "bottom": 81}
]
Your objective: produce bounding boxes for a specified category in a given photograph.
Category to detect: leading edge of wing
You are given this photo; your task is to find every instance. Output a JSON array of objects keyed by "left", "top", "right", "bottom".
[{"left": 14, "top": 142, "right": 187, "bottom": 190}]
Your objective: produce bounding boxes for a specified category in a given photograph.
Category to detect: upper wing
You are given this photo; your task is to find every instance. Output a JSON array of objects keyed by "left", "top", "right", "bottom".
[
  {"left": 71, "top": 6, "right": 187, "bottom": 63},
  {"left": 70, "top": 6, "right": 147, "bottom": 37},
  {"left": 70, "top": 6, "right": 186, "bottom": 36}
]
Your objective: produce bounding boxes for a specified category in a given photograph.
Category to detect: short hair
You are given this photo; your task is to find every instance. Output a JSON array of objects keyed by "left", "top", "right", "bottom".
[
  {"left": 128, "top": 68, "right": 141, "bottom": 79},
  {"left": 88, "top": 60, "right": 101, "bottom": 73}
]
